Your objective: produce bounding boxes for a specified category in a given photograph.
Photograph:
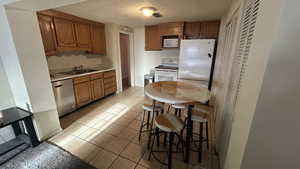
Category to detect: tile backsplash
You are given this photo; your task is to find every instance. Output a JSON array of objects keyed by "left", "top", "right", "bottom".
[{"left": 47, "top": 51, "right": 105, "bottom": 71}]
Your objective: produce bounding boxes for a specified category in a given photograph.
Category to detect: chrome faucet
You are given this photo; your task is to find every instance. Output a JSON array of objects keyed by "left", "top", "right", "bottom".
[{"left": 72, "top": 65, "right": 84, "bottom": 72}]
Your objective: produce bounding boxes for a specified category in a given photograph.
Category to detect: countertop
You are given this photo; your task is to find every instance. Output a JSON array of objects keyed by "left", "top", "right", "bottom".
[{"left": 50, "top": 67, "right": 114, "bottom": 82}]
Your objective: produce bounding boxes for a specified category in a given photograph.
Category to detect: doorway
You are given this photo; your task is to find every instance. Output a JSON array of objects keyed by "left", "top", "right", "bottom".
[{"left": 119, "top": 33, "right": 131, "bottom": 90}]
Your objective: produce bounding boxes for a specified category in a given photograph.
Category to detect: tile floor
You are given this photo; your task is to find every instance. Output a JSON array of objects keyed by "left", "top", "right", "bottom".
[{"left": 49, "top": 87, "right": 219, "bottom": 169}]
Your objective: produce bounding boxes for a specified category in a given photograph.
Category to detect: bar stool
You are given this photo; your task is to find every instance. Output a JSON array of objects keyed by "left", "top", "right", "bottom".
[
  {"left": 138, "top": 103, "right": 163, "bottom": 142},
  {"left": 184, "top": 104, "right": 213, "bottom": 163},
  {"left": 148, "top": 114, "right": 185, "bottom": 169},
  {"left": 171, "top": 104, "right": 186, "bottom": 117}
]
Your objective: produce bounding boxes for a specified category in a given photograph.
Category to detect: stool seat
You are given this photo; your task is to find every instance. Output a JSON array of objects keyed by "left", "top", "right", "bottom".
[
  {"left": 185, "top": 110, "right": 208, "bottom": 123},
  {"left": 155, "top": 114, "right": 184, "bottom": 133},
  {"left": 194, "top": 104, "right": 214, "bottom": 114},
  {"left": 171, "top": 104, "right": 186, "bottom": 109},
  {"left": 142, "top": 104, "right": 163, "bottom": 112}
]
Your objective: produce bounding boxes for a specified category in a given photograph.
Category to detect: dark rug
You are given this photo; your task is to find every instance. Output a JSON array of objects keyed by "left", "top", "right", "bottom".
[{"left": 0, "top": 142, "right": 97, "bottom": 169}]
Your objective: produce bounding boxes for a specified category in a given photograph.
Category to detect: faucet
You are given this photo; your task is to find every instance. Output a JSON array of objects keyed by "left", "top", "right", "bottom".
[{"left": 72, "top": 65, "right": 84, "bottom": 72}]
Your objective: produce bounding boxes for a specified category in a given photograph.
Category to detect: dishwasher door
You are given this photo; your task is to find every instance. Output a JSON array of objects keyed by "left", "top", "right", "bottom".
[{"left": 52, "top": 79, "right": 76, "bottom": 117}]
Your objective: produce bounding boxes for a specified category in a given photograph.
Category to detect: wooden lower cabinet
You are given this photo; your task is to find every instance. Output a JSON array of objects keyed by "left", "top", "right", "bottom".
[
  {"left": 103, "top": 70, "right": 117, "bottom": 96},
  {"left": 73, "top": 70, "right": 116, "bottom": 107},
  {"left": 73, "top": 81, "right": 92, "bottom": 107},
  {"left": 91, "top": 78, "right": 104, "bottom": 100}
]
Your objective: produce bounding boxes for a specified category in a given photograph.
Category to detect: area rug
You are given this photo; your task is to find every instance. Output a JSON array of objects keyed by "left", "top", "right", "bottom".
[{"left": 0, "top": 142, "right": 97, "bottom": 169}]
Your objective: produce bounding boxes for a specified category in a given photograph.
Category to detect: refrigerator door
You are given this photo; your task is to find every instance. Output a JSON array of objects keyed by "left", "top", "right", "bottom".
[{"left": 178, "top": 39, "right": 215, "bottom": 81}]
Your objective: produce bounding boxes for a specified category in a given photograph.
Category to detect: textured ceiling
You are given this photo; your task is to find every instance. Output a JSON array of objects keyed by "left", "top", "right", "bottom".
[{"left": 56, "top": 0, "right": 231, "bottom": 27}]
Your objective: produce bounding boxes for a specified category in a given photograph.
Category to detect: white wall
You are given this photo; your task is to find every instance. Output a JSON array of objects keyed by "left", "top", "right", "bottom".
[
  {"left": 223, "top": 0, "right": 284, "bottom": 169},
  {"left": 0, "top": 58, "right": 16, "bottom": 144},
  {"left": 241, "top": 1, "right": 300, "bottom": 168},
  {"left": 0, "top": 6, "right": 61, "bottom": 140},
  {"left": 0, "top": 59, "right": 15, "bottom": 110},
  {"left": 133, "top": 26, "right": 179, "bottom": 86},
  {"left": 0, "top": 5, "right": 32, "bottom": 111}
]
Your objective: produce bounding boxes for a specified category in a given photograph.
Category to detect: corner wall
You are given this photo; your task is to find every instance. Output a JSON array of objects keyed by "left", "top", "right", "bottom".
[
  {"left": 223, "top": 0, "right": 284, "bottom": 168},
  {"left": 0, "top": 6, "right": 61, "bottom": 140},
  {"left": 241, "top": 1, "right": 300, "bottom": 168},
  {"left": 0, "top": 58, "right": 15, "bottom": 144}
]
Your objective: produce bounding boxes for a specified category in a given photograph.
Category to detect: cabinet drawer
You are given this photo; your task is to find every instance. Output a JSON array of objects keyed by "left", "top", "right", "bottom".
[
  {"left": 104, "top": 77, "right": 115, "bottom": 84},
  {"left": 104, "top": 77, "right": 116, "bottom": 88},
  {"left": 73, "top": 75, "right": 90, "bottom": 84},
  {"left": 90, "top": 72, "right": 103, "bottom": 80},
  {"left": 103, "top": 70, "right": 116, "bottom": 78},
  {"left": 104, "top": 86, "right": 116, "bottom": 96}
]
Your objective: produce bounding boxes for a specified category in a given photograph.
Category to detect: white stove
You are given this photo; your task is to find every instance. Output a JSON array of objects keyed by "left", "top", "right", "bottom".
[{"left": 154, "top": 65, "right": 178, "bottom": 82}]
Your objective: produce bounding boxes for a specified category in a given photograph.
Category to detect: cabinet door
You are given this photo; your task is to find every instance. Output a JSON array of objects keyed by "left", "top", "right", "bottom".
[
  {"left": 54, "top": 18, "right": 77, "bottom": 49},
  {"left": 74, "top": 81, "right": 92, "bottom": 106},
  {"left": 91, "top": 78, "right": 104, "bottom": 100},
  {"left": 184, "top": 22, "right": 201, "bottom": 37},
  {"left": 75, "top": 22, "right": 91, "bottom": 50},
  {"left": 200, "top": 21, "right": 220, "bottom": 38},
  {"left": 91, "top": 24, "right": 106, "bottom": 54},
  {"left": 159, "top": 22, "right": 184, "bottom": 36},
  {"left": 145, "top": 25, "right": 161, "bottom": 51},
  {"left": 38, "top": 14, "right": 57, "bottom": 56}
]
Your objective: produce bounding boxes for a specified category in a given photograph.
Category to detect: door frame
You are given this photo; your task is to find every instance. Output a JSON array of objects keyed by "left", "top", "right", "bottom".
[{"left": 117, "top": 31, "right": 135, "bottom": 92}]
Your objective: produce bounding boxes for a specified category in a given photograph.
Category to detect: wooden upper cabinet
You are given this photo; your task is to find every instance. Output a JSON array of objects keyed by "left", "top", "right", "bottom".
[
  {"left": 159, "top": 22, "right": 184, "bottom": 36},
  {"left": 199, "top": 21, "right": 220, "bottom": 38},
  {"left": 91, "top": 24, "right": 106, "bottom": 55},
  {"left": 38, "top": 10, "right": 106, "bottom": 54},
  {"left": 75, "top": 22, "right": 91, "bottom": 50},
  {"left": 145, "top": 25, "right": 161, "bottom": 51},
  {"left": 54, "top": 18, "right": 77, "bottom": 49},
  {"left": 37, "top": 14, "right": 57, "bottom": 56},
  {"left": 184, "top": 22, "right": 201, "bottom": 37}
]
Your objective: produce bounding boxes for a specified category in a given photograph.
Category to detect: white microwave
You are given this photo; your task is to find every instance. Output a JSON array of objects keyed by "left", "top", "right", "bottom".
[{"left": 163, "top": 38, "right": 179, "bottom": 48}]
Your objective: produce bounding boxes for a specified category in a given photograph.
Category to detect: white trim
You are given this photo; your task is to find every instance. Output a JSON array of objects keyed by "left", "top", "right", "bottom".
[{"left": 117, "top": 31, "right": 135, "bottom": 92}]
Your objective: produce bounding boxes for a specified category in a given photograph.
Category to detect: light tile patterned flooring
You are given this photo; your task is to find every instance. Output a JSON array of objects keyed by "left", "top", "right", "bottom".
[{"left": 49, "top": 87, "right": 219, "bottom": 169}]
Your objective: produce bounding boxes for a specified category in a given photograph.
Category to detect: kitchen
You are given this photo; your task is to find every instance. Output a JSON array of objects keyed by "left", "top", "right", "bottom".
[
  {"left": 37, "top": 8, "right": 220, "bottom": 168},
  {"left": 37, "top": 9, "right": 220, "bottom": 118},
  {"left": 0, "top": 1, "right": 224, "bottom": 168},
  {"left": 1, "top": 0, "right": 293, "bottom": 169}
]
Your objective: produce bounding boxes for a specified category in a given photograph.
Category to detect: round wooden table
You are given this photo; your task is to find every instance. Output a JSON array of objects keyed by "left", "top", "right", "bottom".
[{"left": 145, "top": 81, "right": 211, "bottom": 162}]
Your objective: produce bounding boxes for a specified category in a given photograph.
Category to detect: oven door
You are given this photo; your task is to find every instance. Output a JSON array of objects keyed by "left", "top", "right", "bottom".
[{"left": 155, "top": 69, "right": 178, "bottom": 82}]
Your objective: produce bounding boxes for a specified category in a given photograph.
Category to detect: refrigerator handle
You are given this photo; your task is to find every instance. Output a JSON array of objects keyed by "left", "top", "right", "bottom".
[{"left": 208, "top": 53, "right": 212, "bottom": 58}]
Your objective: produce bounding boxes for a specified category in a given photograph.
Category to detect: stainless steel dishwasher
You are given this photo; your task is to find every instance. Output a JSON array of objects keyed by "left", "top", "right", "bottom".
[{"left": 52, "top": 79, "right": 76, "bottom": 117}]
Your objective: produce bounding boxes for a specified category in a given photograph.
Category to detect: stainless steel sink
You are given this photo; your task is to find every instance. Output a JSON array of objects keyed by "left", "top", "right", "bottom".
[{"left": 60, "top": 69, "right": 97, "bottom": 75}]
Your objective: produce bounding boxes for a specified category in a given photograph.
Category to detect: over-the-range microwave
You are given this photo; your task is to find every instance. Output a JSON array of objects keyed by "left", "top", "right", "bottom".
[{"left": 162, "top": 37, "right": 179, "bottom": 48}]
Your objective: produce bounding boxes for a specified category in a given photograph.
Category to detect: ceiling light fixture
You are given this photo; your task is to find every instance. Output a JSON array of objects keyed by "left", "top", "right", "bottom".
[{"left": 140, "top": 7, "right": 157, "bottom": 17}]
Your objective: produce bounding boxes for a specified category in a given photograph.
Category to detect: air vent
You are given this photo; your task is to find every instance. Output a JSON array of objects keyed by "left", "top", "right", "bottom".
[{"left": 153, "top": 13, "right": 162, "bottom": 18}]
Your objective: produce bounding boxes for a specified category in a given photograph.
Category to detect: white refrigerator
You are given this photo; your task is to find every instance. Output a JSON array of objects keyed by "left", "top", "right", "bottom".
[{"left": 178, "top": 39, "right": 216, "bottom": 83}]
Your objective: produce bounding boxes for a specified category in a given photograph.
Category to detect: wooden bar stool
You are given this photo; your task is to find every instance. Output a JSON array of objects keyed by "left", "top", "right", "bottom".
[
  {"left": 138, "top": 103, "right": 163, "bottom": 142},
  {"left": 148, "top": 114, "right": 185, "bottom": 169},
  {"left": 184, "top": 104, "right": 214, "bottom": 163}
]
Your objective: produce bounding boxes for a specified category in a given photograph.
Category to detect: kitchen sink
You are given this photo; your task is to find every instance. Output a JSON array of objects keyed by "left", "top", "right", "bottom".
[{"left": 60, "top": 69, "right": 98, "bottom": 75}]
